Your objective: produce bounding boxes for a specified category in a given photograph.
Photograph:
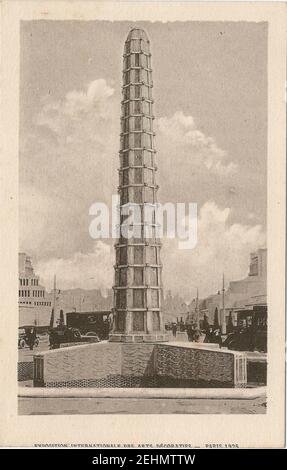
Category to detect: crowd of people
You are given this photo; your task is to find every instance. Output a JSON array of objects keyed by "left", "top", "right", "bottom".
[{"left": 167, "top": 317, "right": 223, "bottom": 347}]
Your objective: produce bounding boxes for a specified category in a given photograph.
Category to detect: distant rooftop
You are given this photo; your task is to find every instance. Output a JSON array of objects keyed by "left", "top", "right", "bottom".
[{"left": 126, "top": 28, "right": 149, "bottom": 41}]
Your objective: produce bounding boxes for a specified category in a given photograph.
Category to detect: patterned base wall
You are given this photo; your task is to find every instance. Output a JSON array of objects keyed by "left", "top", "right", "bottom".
[
  {"left": 34, "top": 342, "right": 247, "bottom": 388},
  {"left": 18, "top": 361, "right": 34, "bottom": 381},
  {"left": 156, "top": 345, "right": 234, "bottom": 386}
]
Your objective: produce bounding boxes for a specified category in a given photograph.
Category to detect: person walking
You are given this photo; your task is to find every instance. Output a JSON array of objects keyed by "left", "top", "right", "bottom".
[{"left": 172, "top": 322, "right": 177, "bottom": 338}]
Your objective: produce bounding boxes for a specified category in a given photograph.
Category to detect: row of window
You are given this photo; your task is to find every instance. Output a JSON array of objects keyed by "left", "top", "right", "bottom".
[
  {"left": 116, "top": 310, "right": 160, "bottom": 332},
  {"left": 19, "top": 290, "right": 45, "bottom": 298},
  {"left": 123, "top": 84, "right": 152, "bottom": 101},
  {"left": 121, "top": 132, "right": 153, "bottom": 151},
  {"left": 117, "top": 226, "right": 160, "bottom": 244},
  {"left": 123, "top": 68, "right": 151, "bottom": 86},
  {"left": 115, "top": 266, "right": 160, "bottom": 287},
  {"left": 121, "top": 116, "right": 152, "bottom": 133},
  {"left": 124, "top": 38, "right": 150, "bottom": 55},
  {"left": 115, "top": 289, "right": 160, "bottom": 310},
  {"left": 19, "top": 278, "right": 39, "bottom": 286},
  {"left": 19, "top": 301, "right": 51, "bottom": 306},
  {"left": 124, "top": 53, "right": 151, "bottom": 70},
  {"left": 120, "top": 167, "right": 155, "bottom": 186},
  {"left": 120, "top": 186, "right": 156, "bottom": 205},
  {"left": 120, "top": 150, "right": 156, "bottom": 169},
  {"left": 121, "top": 99, "right": 153, "bottom": 117},
  {"left": 116, "top": 245, "right": 160, "bottom": 266}
]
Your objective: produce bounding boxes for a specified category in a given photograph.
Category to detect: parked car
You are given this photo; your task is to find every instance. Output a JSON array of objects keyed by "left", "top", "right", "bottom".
[
  {"left": 223, "top": 308, "right": 267, "bottom": 352},
  {"left": 18, "top": 327, "right": 40, "bottom": 349}
]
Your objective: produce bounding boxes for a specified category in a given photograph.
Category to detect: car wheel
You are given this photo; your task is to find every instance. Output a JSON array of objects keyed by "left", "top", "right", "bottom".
[{"left": 228, "top": 339, "right": 237, "bottom": 350}]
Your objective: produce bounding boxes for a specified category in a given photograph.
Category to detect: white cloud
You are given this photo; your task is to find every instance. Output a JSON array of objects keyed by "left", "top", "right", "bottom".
[
  {"left": 35, "top": 79, "right": 116, "bottom": 146},
  {"left": 35, "top": 241, "right": 114, "bottom": 292},
  {"left": 33, "top": 201, "right": 266, "bottom": 300},
  {"left": 20, "top": 78, "right": 119, "bottom": 259},
  {"left": 157, "top": 111, "right": 237, "bottom": 176},
  {"left": 64, "top": 79, "right": 114, "bottom": 117},
  {"left": 161, "top": 201, "right": 266, "bottom": 298}
]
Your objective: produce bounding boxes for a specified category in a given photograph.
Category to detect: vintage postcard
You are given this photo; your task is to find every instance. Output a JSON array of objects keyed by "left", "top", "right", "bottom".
[{"left": 0, "top": 1, "right": 286, "bottom": 448}]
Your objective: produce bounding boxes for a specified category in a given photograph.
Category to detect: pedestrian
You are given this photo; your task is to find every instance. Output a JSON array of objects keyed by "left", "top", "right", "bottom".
[
  {"left": 172, "top": 322, "right": 177, "bottom": 338},
  {"left": 27, "top": 327, "right": 36, "bottom": 350},
  {"left": 186, "top": 323, "right": 193, "bottom": 342}
]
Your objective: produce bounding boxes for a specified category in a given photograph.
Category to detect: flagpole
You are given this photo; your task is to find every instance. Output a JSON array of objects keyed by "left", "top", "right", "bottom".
[
  {"left": 53, "top": 274, "right": 56, "bottom": 315},
  {"left": 222, "top": 273, "right": 226, "bottom": 334},
  {"left": 196, "top": 287, "right": 199, "bottom": 328}
]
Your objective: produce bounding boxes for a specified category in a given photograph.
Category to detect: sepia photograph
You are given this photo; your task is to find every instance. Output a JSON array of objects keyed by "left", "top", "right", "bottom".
[
  {"left": 0, "top": 0, "right": 285, "bottom": 449},
  {"left": 17, "top": 18, "right": 268, "bottom": 414}
]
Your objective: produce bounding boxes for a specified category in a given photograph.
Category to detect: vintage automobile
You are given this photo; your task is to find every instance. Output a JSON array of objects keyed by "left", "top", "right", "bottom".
[
  {"left": 48, "top": 325, "right": 88, "bottom": 349},
  {"left": 223, "top": 307, "right": 267, "bottom": 352},
  {"left": 18, "top": 327, "right": 40, "bottom": 349},
  {"left": 65, "top": 311, "right": 112, "bottom": 340}
]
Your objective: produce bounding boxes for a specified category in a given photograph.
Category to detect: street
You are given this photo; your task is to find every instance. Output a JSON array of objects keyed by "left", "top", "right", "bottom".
[
  {"left": 18, "top": 395, "right": 266, "bottom": 415},
  {"left": 18, "top": 334, "right": 50, "bottom": 362}
]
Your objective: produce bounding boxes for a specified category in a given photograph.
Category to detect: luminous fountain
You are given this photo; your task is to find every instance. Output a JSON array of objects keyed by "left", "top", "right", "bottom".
[
  {"left": 33, "top": 29, "right": 247, "bottom": 389},
  {"left": 109, "top": 27, "right": 167, "bottom": 343}
]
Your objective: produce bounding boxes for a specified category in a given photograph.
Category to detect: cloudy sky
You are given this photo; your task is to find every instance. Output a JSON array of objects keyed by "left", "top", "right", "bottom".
[{"left": 20, "top": 20, "right": 267, "bottom": 298}]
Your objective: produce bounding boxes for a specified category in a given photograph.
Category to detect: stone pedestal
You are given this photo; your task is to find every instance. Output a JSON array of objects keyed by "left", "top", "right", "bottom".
[{"left": 33, "top": 341, "right": 247, "bottom": 388}]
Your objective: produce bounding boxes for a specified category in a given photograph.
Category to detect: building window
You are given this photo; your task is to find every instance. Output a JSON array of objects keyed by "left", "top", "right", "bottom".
[
  {"left": 134, "top": 69, "right": 140, "bottom": 82},
  {"left": 119, "top": 268, "right": 127, "bottom": 287},
  {"left": 134, "top": 54, "right": 140, "bottom": 67},
  {"left": 120, "top": 246, "right": 128, "bottom": 265},
  {"left": 134, "top": 116, "right": 141, "bottom": 131},
  {"left": 134, "top": 133, "right": 141, "bottom": 148},
  {"left": 150, "top": 267, "right": 158, "bottom": 285},
  {"left": 116, "top": 290, "right": 126, "bottom": 309},
  {"left": 134, "top": 168, "right": 142, "bottom": 184},
  {"left": 134, "top": 101, "right": 141, "bottom": 114},
  {"left": 132, "top": 39, "right": 141, "bottom": 52},
  {"left": 122, "top": 152, "right": 129, "bottom": 167},
  {"left": 123, "top": 169, "right": 129, "bottom": 185},
  {"left": 152, "top": 312, "right": 160, "bottom": 331},
  {"left": 134, "top": 85, "right": 140, "bottom": 99},
  {"left": 133, "top": 289, "right": 144, "bottom": 308},
  {"left": 123, "top": 119, "right": 129, "bottom": 133},
  {"left": 116, "top": 312, "right": 125, "bottom": 332},
  {"left": 134, "top": 246, "right": 144, "bottom": 264},
  {"left": 134, "top": 267, "right": 144, "bottom": 286},
  {"left": 132, "top": 311, "right": 145, "bottom": 331},
  {"left": 151, "top": 290, "right": 159, "bottom": 308},
  {"left": 134, "top": 187, "right": 143, "bottom": 204}
]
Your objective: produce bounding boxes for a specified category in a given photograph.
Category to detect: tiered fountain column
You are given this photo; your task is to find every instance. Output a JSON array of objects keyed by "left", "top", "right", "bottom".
[{"left": 110, "top": 28, "right": 167, "bottom": 343}]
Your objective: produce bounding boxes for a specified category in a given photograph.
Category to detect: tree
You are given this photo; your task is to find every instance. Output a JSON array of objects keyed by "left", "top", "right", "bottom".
[
  {"left": 213, "top": 308, "right": 219, "bottom": 329},
  {"left": 202, "top": 314, "right": 210, "bottom": 331},
  {"left": 59, "top": 309, "right": 65, "bottom": 326},
  {"left": 227, "top": 312, "right": 234, "bottom": 334},
  {"left": 49, "top": 308, "right": 54, "bottom": 328}
]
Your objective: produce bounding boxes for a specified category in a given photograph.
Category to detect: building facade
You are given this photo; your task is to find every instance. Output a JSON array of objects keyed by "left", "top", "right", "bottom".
[
  {"left": 18, "top": 253, "right": 52, "bottom": 328},
  {"left": 201, "top": 248, "right": 267, "bottom": 330},
  {"left": 110, "top": 28, "right": 167, "bottom": 342},
  {"left": 18, "top": 253, "right": 51, "bottom": 308}
]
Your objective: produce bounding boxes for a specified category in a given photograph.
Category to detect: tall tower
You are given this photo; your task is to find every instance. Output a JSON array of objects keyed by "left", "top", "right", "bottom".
[{"left": 110, "top": 28, "right": 167, "bottom": 342}]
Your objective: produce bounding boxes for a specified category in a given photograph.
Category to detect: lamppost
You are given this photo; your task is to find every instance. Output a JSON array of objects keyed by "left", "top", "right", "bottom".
[{"left": 221, "top": 273, "right": 227, "bottom": 334}]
